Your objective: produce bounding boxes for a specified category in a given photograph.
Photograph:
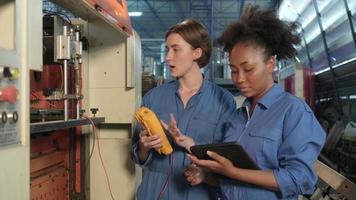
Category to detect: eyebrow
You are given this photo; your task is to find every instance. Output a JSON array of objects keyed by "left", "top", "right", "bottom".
[
  {"left": 239, "top": 61, "right": 248, "bottom": 65},
  {"left": 166, "top": 44, "right": 179, "bottom": 49},
  {"left": 229, "top": 60, "right": 248, "bottom": 68},
  {"left": 229, "top": 64, "right": 237, "bottom": 68}
]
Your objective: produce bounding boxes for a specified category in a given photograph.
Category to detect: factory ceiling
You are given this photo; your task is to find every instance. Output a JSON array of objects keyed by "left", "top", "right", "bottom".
[{"left": 126, "top": 0, "right": 281, "bottom": 60}]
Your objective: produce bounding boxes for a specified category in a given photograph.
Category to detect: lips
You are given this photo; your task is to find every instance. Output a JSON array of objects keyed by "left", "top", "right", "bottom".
[{"left": 239, "top": 87, "right": 250, "bottom": 92}]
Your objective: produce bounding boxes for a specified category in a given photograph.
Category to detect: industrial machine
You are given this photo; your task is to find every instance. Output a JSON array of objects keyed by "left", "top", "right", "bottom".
[{"left": 0, "top": 0, "right": 141, "bottom": 199}]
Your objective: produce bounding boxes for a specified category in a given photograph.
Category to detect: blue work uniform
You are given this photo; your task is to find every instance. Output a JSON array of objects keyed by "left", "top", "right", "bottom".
[
  {"left": 221, "top": 84, "right": 326, "bottom": 200},
  {"left": 131, "top": 78, "right": 237, "bottom": 200}
]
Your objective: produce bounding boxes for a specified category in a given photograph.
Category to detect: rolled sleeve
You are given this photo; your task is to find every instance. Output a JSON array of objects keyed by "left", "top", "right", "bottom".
[
  {"left": 130, "top": 140, "right": 154, "bottom": 167},
  {"left": 219, "top": 178, "right": 237, "bottom": 200},
  {"left": 274, "top": 110, "right": 326, "bottom": 198}
]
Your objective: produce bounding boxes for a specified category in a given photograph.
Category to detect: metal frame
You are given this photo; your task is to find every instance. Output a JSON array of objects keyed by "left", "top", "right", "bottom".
[
  {"left": 343, "top": 0, "right": 356, "bottom": 50},
  {"left": 30, "top": 117, "right": 105, "bottom": 134},
  {"left": 315, "top": 160, "right": 356, "bottom": 200},
  {"left": 312, "top": 0, "right": 343, "bottom": 114},
  {"left": 126, "top": 0, "right": 278, "bottom": 61}
]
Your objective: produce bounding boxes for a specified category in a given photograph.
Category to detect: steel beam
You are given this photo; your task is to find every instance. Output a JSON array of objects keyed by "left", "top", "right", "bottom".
[
  {"left": 173, "top": 1, "right": 186, "bottom": 19},
  {"left": 312, "top": 0, "right": 343, "bottom": 114},
  {"left": 143, "top": 0, "right": 167, "bottom": 30}
]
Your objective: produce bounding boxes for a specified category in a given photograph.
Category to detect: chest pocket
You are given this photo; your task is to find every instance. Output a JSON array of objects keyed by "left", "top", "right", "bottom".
[
  {"left": 189, "top": 117, "right": 217, "bottom": 145},
  {"left": 249, "top": 127, "right": 282, "bottom": 169}
]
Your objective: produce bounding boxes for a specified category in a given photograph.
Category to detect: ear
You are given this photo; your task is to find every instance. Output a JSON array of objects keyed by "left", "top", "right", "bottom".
[
  {"left": 266, "top": 55, "right": 276, "bottom": 73},
  {"left": 193, "top": 48, "right": 202, "bottom": 60}
]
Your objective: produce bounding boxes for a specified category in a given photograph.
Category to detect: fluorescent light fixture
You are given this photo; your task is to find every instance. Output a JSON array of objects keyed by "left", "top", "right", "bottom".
[
  {"left": 314, "top": 67, "right": 330, "bottom": 75},
  {"left": 314, "top": 57, "right": 356, "bottom": 75},
  {"left": 295, "top": 56, "right": 301, "bottom": 63},
  {"left": 128, "top": 12, "right": 142, "bottom": 17}
]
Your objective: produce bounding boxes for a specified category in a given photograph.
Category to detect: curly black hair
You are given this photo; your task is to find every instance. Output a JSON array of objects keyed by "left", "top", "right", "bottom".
[{"left": 218, "top": 5, "right": 301, "bottom": 61}]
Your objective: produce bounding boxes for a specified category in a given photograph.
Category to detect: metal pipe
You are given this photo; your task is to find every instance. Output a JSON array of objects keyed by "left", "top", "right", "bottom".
[
  {"left": 63, "top": 26, "right": 68, "bottom": 120},
  {"left": 74, "top": 59, "right": 80, "bottom": 120},
  {"left": 64, "top": 59, "right": 68, "bottom": 121},
  {"left": 75, "top": 27, "right": 82, "bottom": 119}
]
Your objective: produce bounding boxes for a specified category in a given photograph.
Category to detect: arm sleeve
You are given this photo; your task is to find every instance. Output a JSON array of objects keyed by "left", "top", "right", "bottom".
[
  {"left": 274, "top": 108, "right": 326, "bottom": 198},
  {"left": 213, "top": 93, "right": 237, "bottom": 143}
]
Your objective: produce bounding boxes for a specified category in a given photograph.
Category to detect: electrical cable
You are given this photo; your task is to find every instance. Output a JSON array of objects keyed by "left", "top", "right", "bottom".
[
  {"left": 43, "top": 10, "right": 73, "bottom": 25},
  {"left": 83, "top": 117, "right": 96, "bottom": 181},
  {"left": 83, "top": 115, "right": 115, "bottom": 200},
  {"left": 157, "top": 153, "right": 173, "bottom": 200}
]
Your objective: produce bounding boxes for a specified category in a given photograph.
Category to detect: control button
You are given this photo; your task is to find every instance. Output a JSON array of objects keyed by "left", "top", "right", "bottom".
[
  {"left": 0, "top": 86, "right": 18, "bottom": 103},
  {"left": 7, "top": 111, "right": 18, "bottom": 123},
  {"left": 3, "top": 67, "right": 19, "bottom": 80},
  {"left": 1, "top": 112, "right": 7, "bottom": 124},
  {"left": 11, "top": 68, "right": 20, "bottom": 80}
]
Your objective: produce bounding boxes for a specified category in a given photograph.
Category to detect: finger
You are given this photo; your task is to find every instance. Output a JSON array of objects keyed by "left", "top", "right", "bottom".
[
  {"left": 143, "top": 135, "right": 161, "bottom": 142},
  {"left": 178, "top": 135, "right": 186, "bottom": 142},
  {"left": 160, "top": 120, "right": 168, "bottom": 131},
  {"left": 169, "top": 114, "right": 178, "bottom": 132},
  {"left": 170, "top": 113, "right": 177, "bottom": 125},
  {"left": 145, "top": 138, "right": 163, "bottom": 148},
  {"left": 187, "top": 154, "right": 198, "bottom": 162},
  {"left": 184, "top": 170, "right": 191, "bottom": 177},
  {"left": 186, "top": 163, "right": 199, "bottom": 172},
  {"left": 169, "top": 124, "right": 181, "bottom": 137},
  {"left": 151, "top": 143, "right": 164, "bottom": 149},
  {"left": 191, "top": 179, "right": 199, "bottom": 186},
  {"left": 141, "top": 135, "right": 160, "bottom": 145},
  {"left": 207, "top": 151, "right": 227, "bottom": 163},
  {"left": 188, "top": 154, "right": 206, "bottom": 166},
  {"left": 139, "top": 130, "right": 149, "bottom": 137},
  {"left": 188, "top": 154, "right": 219, "bottom": 168},
  {"left": 176, "top": 128, "right": 183, "bottom": 136},
  {"left": 186, "top": 175, "right": 194, "bottom": 182}
]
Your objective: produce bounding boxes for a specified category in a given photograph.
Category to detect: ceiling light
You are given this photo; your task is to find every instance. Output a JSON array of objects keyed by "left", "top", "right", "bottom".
[{"left": 128, "top": 12, "right": 142, "bottom": 17}]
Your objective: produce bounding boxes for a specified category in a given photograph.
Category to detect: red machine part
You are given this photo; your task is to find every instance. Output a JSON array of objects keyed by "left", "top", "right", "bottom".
[
  {"left": 30, "top": 65, "right": 63, "bottom": 110},
  {"left": 0, "top": 85, "right": 18, "bottom": 103},
  {"left": 30, "top": 63, "right": 84, "bottom": 199},
  {"left": 303, "top": 67, "right": 316, "bottom": 110},
  {"left": 30, "top": 64, "right": 78, "bottom": 118},
  {"left": 30, "top": 167, "right": 67, "bottom": 200},
  {"left": 85, "top": 0, "right": 132, "bottom": 34},
  {"left": 30, "top": 130, "right": 70, "bottom": 200},
  {"left": 284, "top": 75, "right": 295, "bottom": 95}
]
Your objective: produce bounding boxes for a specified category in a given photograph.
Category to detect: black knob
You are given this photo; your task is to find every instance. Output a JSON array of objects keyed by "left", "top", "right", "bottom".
[
  {"left": 1, "top": 112, "right": 7, "bottom": 124},
  {"left": 90, "top": 108, "right": 99, "bottom": 117},
  {"left": 3, "top": 67, "right": 11, "bottom": 78},
  {"left": 7, "top": 111, "right": 18, "bottom": 123}
]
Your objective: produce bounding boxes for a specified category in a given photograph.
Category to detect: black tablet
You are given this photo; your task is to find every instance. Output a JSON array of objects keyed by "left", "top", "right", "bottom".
[{"left": 190, "top": 142, "right": 259, "bottom": 170}]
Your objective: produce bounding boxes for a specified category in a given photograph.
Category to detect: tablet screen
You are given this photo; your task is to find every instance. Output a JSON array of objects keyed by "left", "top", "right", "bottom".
[{"left": 190, "top": 142, "right": 259, "bottom": 170}]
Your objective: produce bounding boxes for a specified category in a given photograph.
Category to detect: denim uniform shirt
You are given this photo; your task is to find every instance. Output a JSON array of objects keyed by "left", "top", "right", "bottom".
[
  {"left": 221, "top": 84, "right": 326, "bottom": 200},
  {"left": 131, "top": 79, "right": 236, "bottom": 200}
]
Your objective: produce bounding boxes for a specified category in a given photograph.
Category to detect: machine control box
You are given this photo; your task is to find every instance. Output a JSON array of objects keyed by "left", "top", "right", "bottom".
[{"left": 0, "top": 65, "right": 20, "bottom": 147}]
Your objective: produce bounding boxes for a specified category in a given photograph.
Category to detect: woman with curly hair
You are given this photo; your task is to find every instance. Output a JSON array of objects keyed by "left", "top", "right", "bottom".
[{"left": 187, "top": 5, "right": 326, "bottom": 200}]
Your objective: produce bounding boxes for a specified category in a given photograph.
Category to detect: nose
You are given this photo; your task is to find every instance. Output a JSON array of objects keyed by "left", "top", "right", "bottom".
[
  {"left": 232, "top": 71, "right": 246, "bottom": 85},
  {"left": 165, "top": 49, "right": 172, "bottom": 62}
]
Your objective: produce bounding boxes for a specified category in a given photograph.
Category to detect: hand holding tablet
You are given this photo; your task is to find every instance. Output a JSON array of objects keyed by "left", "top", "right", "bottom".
[{"left": 190, "top": 142, "right": 259, "bottom": 170}]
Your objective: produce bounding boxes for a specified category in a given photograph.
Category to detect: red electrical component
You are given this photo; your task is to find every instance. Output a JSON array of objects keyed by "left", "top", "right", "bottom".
[{"left": 0, "top": 85, "right": 18, "bottom": 104}]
